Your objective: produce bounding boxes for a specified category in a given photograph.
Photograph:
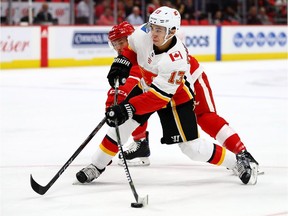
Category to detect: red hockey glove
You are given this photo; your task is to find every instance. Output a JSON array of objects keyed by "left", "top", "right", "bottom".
[{"left": 105, "top": 102, "right": 135, "bottom": 127}]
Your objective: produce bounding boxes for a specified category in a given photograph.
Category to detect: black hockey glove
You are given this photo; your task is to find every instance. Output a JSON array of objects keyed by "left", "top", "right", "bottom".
[
  {"left": 105, "top": 102, "right": 135, "bottom": 127},
  {"left": 107, "top": 55, "right": 132, "bottom": 88}
]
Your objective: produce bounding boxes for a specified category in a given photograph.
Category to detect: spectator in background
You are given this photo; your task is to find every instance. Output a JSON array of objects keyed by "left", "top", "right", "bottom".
[
  {"left": 258, "top": 6, "right": 272, "bottom": 24},
  {"left": 126, "top": 6, "right": 144, "bottom": 25},
  {"left": 97, "top": 7, "right": 114, "bottom": 25},
  {"left": 175, "top": 0, "right": 186, "bottom": 17},
  {"left": 117, "top": 9, "right": 126, "bottom": 24},
  {"left": 124, "top": 0, "right": 134, "bottom": 17},
  {"left": 213, "top": 10, "right": 224, "bottom": 25},
  {"left": 20, "top": 8, "right": 36, "bottom": 24},
  {"left": 224, "top": 6, "right": 241, "bottom": 23},
  {"left": 247, "top": 6, "right": 262, "bottom": 24},
  {"left": 183, "top": 0, "right": 195, "bottom": 20},
  {"left": 162, "top": 0, "right": 174, "bottom": 8},
  {"left": 278, "top": 3, "right": 287, "bottom": 24},
  {"left": 116, "top": 0, "right": 126, "bottom": 24},
  {"left": 147, "top": 0, "right": 161, "bottom": 20},
  {"left": 275, "top": 0, "right": 286, "bottom": 5},
  {"left": 133, "top": 0, "right": 142, "bottom": 8},
  {"left": 35, "top": 3, "right": 53, "bottom": 24},
  {"left": 94, "top": 0, "right": 106, "bottom": 20},
  {"left": 76, "top": 0, "right": 90, "bottom": 24}
]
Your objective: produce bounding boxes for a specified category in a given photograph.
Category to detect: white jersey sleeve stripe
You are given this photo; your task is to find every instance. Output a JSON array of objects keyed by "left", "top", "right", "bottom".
[
  {"left": 198, "top": 74, "right": 215, "bottom": 112},
  {"left": 190, "top": 65, "right": 204, "bottom": 84},
  {"left": 128, "top": 75, "right": 141, "bottom": 82},
  {"left": 149, "top": 88, "right": 171, "bottom": 103}
]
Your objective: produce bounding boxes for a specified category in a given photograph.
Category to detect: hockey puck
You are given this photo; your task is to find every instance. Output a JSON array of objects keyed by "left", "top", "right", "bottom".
[{"left": 131, "top": 202, "right": 143, "bottom": 208}]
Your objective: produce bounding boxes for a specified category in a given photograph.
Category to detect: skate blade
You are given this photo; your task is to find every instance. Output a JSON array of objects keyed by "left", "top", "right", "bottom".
[
  {"left": 248, "top": 162, "right": 258, "bottom": 185},
  {"left": 257, "top": 167, "right": 265, "bottom": 175},
  {"left": 230, "top": 167, "right": 264, "bottom": 176}
]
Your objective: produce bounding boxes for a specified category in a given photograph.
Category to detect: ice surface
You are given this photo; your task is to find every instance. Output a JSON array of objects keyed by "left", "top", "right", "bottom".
[{"left": 0, "top": 60, "right": 287, "bottom": 216}]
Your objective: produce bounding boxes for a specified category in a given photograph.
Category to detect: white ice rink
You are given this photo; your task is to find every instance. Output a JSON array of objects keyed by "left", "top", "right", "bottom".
[{"left": 0, "top": 60, "right": 287, "bottom": 216}]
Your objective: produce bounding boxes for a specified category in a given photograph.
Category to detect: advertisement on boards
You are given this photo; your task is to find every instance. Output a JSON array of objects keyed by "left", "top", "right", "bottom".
[
  {"left": 221, "top": 26, "right": 287, "bottom": 60},
  {"left": 0, "top": 27, "right": 41, "bottom": 68},
  {"left": 48, "top": 26, "right": 115, "bottom": 66},
  {"left": 49, "top": 26, "right": 114, "bottom": 58},
  {"left": 181, "top": 26, "right": 217, "bottom": 61},
  {"left": 1, "top": 25, "right": 287, "bottom": 69}
]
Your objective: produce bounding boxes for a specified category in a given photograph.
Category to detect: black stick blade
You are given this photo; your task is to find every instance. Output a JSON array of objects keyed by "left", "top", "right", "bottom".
[{"left": 30, "top": 174, "right": 48, "bottom": 195}]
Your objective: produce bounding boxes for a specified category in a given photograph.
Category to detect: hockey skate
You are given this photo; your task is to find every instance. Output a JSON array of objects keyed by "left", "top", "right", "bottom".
[
  {"left": 243, "top": 150, "right": 259, "bottom": 165},
  {"left": 229, "top": 150, "right": 262, "bottom": 176},
  {"left": 243, "top": 150, "right": 263, "bottom": 175},
  {"left": 233, "top": 151, "right": 258, "bottom": 185},
  {"left": 76, "top": 164, "right": 105, "bottom": 183},
  {"left": 118, "top": 132, "right": 150, "bottom": 167}
]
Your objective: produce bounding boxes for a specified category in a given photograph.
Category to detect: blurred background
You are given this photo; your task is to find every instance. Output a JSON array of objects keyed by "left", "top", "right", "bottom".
[
  {"left": 0, "top": 0, "right": 287, "bottom": 26},
  {"left": 0, "top": 1, "right": 287, "bottom": 69}
]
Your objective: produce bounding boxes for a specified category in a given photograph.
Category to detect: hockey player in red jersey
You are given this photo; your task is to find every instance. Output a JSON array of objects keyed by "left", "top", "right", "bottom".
[
  {"left": 76, "top": 7, "right": 258, "bottom": 185},
  {"left": 74, "top": 22, "right": 150, "bottom": 176},
  {"left": 105, "top": 22, "right": 150, "bottom": 166}
]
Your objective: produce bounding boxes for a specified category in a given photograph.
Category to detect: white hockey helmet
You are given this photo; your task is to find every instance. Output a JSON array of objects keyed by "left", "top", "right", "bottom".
[{"left": 148, "top": 6, "right": 181, "bottom": 33}]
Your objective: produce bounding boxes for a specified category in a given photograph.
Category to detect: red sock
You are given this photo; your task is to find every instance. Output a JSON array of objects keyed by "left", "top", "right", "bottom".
[
  {"left": 223, "top": 134, "right": 246, "bottom": 154},
  {"left": 132, "top": 122, "right": 148, "bottom": 141}
]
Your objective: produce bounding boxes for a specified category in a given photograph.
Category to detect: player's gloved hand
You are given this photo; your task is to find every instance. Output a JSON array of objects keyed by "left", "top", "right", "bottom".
[
  {"left": 105, "top": 102, "right": 135, "bottom": 127},
  {"left": 107, "top": 55, "right": 132, "bottom": 88}
]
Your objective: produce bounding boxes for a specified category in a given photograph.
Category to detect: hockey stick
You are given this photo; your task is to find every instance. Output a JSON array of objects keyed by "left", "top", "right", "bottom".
[
  {"left": 30, "top": 117, "right": 106, "bottom": 195},
  {"left": 113, "top": 78, "right": 148, "bottom": 208}
]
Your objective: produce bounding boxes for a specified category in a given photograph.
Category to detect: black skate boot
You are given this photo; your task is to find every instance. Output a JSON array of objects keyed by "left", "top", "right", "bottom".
[
  {"left": 243, "top": 150, "right": 263, "bottom": 174},
  {"left": 229, "top": 150, "right": 262, "bottom": 175},
  {"left": 76, "top": 164, "right": 105, "bottom": 183},
  {"left": 234, "top": 151, "right": 258, "bottom": 184},
  {"left": 118, "top": 132, "right": 150, "bottom": 166},
  {"left": 243, "top": 150, "right": 259, "bottom": 165}
]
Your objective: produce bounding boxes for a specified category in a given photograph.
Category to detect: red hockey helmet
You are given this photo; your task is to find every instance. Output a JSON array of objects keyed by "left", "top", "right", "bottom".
[{"left": 108, "top": 21, "right": 135, "bottom": 42}]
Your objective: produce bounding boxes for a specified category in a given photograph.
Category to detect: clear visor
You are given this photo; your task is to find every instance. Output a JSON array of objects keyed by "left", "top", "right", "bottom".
[{"left": 147, "top": 22, "right": 167, "bottom": 34}]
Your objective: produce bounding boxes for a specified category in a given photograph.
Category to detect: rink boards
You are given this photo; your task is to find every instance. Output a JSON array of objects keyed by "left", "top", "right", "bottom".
[{"left": 0, "top": 25, "right": 287, "bottom": 69}]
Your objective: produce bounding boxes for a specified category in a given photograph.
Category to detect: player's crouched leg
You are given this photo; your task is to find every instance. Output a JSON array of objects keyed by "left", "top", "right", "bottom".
[{"left": 178, "top": 138, "right": 258, "bottom": 185}]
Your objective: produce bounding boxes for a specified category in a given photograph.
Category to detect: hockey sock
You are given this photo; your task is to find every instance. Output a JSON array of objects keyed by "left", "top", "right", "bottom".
[
  {"left": 132, "top": 122, "right": 148, "bottom": 141},
  {"left": 179, "top": 138, "right": 236, "bottom": 169},
  {"left": 92, "top": 135, "right": 118, "bottom": 169}
]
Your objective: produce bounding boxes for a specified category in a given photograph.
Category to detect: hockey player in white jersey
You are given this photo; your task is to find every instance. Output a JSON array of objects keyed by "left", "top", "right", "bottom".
[
  {"left": 76, "top": 6, "right": 258, "bottom": 185},
  {"left": 116, "top": 34, "right": 259, "bottom": 168}
]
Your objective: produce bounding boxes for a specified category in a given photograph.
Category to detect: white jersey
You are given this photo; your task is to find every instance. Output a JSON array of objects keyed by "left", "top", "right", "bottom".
[
  {"left": 126, "top": 24, "right": 195, "bottom": 114},
  {"left": 128, "top": 24, "right": 190, "bottom": 92}
]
